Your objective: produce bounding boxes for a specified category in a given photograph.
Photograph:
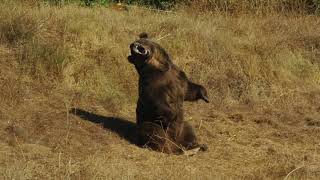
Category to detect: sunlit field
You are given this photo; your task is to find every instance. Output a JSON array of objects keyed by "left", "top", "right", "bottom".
[{"left": 0, "top": 1, "right": 320, "bottom": 179}]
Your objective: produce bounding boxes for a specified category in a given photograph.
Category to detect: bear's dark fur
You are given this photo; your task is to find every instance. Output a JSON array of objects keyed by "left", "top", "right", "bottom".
[{"left": 128, "top": 33, "right": 209, "bottom": 154}]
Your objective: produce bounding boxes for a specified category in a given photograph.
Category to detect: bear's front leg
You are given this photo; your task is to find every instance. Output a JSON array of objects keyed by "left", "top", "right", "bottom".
[{"left": 184, "top": 81, "right": 209, "bottom": 103}]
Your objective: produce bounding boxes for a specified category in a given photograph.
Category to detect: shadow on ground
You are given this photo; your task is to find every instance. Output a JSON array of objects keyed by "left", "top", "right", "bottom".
[{"left": 70, "top": 108, "right": 137, "bottom": 145}]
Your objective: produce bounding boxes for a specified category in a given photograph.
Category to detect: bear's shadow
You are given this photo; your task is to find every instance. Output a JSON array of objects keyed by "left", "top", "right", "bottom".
[{"left": 70, "top": 108, "right": 137, "bottom": 145}]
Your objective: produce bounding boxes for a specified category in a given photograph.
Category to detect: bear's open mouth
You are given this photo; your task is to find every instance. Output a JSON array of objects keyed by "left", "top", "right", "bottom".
[
  {"left": 128, "top": 42, "right": 151, "bottom": 65},
  {"left": 130, "top": 43, "right": 149, "bottom": 56},
  {"left": 136, "top": 45, "right": 146, "bottom": 54}
]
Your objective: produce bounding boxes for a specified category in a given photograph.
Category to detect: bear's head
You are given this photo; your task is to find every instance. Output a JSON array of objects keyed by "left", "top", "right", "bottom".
[{"left": 128, "top": 33, "right": 171, "bottom": 73}]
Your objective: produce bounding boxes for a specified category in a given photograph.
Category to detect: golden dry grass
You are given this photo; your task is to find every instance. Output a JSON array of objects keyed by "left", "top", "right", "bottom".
[
  {"left": 0, "top": 1, "right": 320, "bottom": 179},
  {"left": 186, "top": 0, "right": 320, "bottom": 15}
]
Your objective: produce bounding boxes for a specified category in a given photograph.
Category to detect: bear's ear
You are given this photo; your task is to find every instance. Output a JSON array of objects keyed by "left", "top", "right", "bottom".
[{"left": 139, "top": 32, "right": 149, "bottom": 39}]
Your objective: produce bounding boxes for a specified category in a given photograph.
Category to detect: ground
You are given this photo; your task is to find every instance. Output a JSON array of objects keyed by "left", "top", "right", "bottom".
[{"left": 0, "top": 2, "right": 320, "bottom": 179}]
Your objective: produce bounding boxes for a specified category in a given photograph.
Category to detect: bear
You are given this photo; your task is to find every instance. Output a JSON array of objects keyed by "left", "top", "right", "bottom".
[{"left": 128, "top": 33, "right": 209, "bottom": 155}]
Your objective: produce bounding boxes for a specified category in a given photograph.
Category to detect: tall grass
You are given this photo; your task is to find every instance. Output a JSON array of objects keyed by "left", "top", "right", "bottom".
[
  {"left": 15, "top": 0, "right": 320, "bottom": 13},
  {"left": 186, "top": 0, "right": 320, "bottom": 14},
  {"left": 1, "top": 1, "right": 320, "bottom": 110}
]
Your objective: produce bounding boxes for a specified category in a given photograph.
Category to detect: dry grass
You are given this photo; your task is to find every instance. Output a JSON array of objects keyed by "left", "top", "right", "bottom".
[
  {"left": 1, "top": 1, "right": 320, "bottom": 179},
  {"left": 184, "top": 0, "right": 320, "bottom": 15}
]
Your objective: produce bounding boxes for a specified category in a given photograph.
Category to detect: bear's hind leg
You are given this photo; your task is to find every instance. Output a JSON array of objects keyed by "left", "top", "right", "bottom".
[
  {"left": 179, "top": 122, "right": 208, "bottom": 153},
  {"left": 138, "top": 121, "right": 183, "bottom": 154}
]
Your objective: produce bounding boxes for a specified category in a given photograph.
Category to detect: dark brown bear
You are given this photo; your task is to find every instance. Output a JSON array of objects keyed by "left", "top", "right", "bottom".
[{"left": 128, "top": 33, "right": 209, "bottom": 155}]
